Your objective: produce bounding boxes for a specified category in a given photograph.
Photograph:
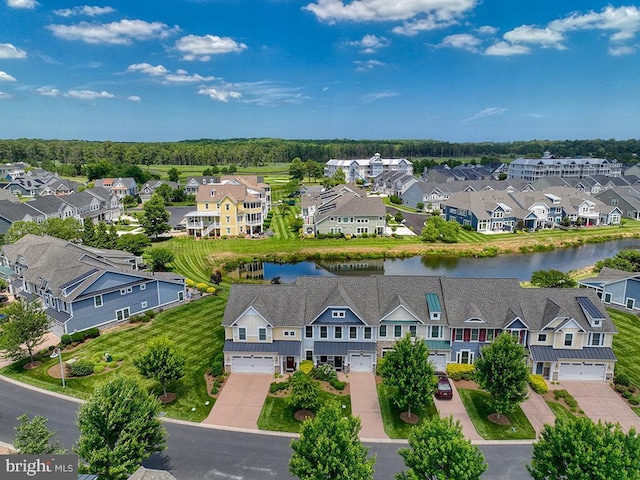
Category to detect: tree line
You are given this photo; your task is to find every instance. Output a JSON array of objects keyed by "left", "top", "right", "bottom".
[{"left": 1, "top": 138, "right": 639, "bottom": 177}]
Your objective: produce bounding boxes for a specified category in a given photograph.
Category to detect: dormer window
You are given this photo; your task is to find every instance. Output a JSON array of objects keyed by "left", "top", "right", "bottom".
[{"left": 332, "top": 310, "right": 346, "bottom": 318}]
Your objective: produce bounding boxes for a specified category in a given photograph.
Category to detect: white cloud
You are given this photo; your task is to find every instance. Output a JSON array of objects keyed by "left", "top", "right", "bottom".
[
  {"left": 439, "top": 33, "right": 481, "bottom": 52},
  {"left": 464, "top": 107, "right": 507, "bottom": 122},
  {"left": 484, "top": 41, "right": 530, "bottom": 56},
  {"left": 175, "top": 34, "right": 247, "bottom": 61},
  {"left": 0, "top": 92, "right": 13, "bottom": 99},
  {"left": 609, "top": 44, "right": 636, "bottom": 56},
  {"left": 0, "top": 43, "right": 27, "bottom": 59},
  {"left": 0, "top": 71, "right": 16, "bottom": 82},
  {"left": 127, "top": 95, "right": 141, "bottom": 102},
  {"left": 6, "top": 0, "right": 38, "bottom": 9},
  {"left": 361, "top": 91, "right": 399, "bottom": 103},
  {"left": 347, "top": 34, "right": 390, "bottom": 53},
  {"left": 35, "top": 87, "right": 61, "bottom": 97},
  {"left": 354, "top": 59, "right": 384, "bottom": 71},
  {"left": 529, "top": 113, "right": 546, "bottom": 119},
  {"left": 47, "top": 19, "right": 177, "bottom": 45},
  {"left": 197, "top": 87, "right": 242, "bottom": 102},
  {"left": 476, "top": 25, "right": 498, "bottom": 35},
  {"left": 54, "top": 6, "right": 116, "bottom": 17},
  {"left": 127, "top": 63, "right": 168, "bottom": 76},
  {"left": 322, "top": 86, "right": 329, "bottom": 92},
  {"left": 164, "top": 70, "right": 215, "bottom": 83},
  {"left": 65, "top": 89, "right": 115, "bottom": 100},
  {"left": 503, "top": 25, "right": 565, "bottom": 49}
]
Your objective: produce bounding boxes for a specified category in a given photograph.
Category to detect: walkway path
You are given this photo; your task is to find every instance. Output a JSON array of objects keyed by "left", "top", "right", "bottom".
[
  {"left": 520, "top": 387, "right": 555, "bottom": 436},
  {"left": 435, "top": 381, "right": 482, "bottom": 440},
  {"left": 346, "top": 372, "right": 388, "bottom": 440},
  {"left": 202, "top": 374, "right": 272, "bottom": 429}
]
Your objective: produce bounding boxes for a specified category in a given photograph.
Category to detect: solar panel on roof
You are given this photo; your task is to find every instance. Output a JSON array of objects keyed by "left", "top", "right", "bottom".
[{"left": 576, "top": 296, "right": 605, "bottom": 319}]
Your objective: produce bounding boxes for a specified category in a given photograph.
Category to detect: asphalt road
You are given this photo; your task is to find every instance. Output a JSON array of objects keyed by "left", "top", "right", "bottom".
[{"left": 0, "top": 377, "right": 533, "bottom": 479}]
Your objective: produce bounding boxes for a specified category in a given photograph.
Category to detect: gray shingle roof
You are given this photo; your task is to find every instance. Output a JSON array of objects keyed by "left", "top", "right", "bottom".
[{"left": 0, "top": 199, "right": 41, "bottom": 221}]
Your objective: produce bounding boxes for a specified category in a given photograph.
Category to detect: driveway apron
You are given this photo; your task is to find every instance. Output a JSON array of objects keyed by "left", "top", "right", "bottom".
[
  {"left": 435, "top": 381, "right": 482, "bottom": 440},
  {"left": 520, "top": 386, "right": 556, "bottom": 436},
  {"left": 347, "top": 372, "right": 388, "bottom": 440},
  {"left": 203, "top": 373, "right": 272, "bottom": 429},
  {"left": 561, "top": 381, "right": 640, "bottom": 431}
]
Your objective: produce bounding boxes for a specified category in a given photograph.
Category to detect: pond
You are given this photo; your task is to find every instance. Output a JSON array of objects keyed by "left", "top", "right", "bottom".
[{"left": 229, "top": 238, "right": 640, "bottom": 283}]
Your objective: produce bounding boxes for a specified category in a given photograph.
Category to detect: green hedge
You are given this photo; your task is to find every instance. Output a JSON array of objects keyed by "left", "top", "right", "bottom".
[{"left": 446, "top": 363, "right": 475, "bottom": 381}]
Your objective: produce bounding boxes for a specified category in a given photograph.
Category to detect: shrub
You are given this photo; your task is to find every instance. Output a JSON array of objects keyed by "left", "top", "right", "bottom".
[
  {"left": 112, "top": 353, "right": 125, "bottom": 362},
  {"left": 196, "top": 283, "right": 209, "bottom": 292},
  {"left": 446, "top": 363, "right": 475, "bottom": 381},
  {"left": 615, "top": 384, "right": 629, "bottom": 394},
  {"left": 70, "top": 331, "right": 87, "bottom": 343},
  {"left": 269, "top": 379, "right": 290, "bottom": 394},
  {"left": 60, "top": 334, "right": 72, "bottom": 346},
  {"left": 92, "top": 365, "right": 105, "bottom": 375},
  {"left": 528, "top": 374, "right": 549, "bottom": 394},
  {"left": 84, "top": 327, "right": 100, "bottom": 339},
  {"left": 206, "top": 287, "right": 216, "bottom": 294},
  {"left": 554, "top": 389, "right": 579, "bottom": 411},
  {"left": 312, "top": 363, "right": 338, "bottom": 382},
  {"left": 629, "top": 397, "right": 640, "bottom": 405},
  {"left": 69, "top": 360, "right": 95, "bottom": 377},
  {"left": 211, "top": 385, "right": 219, "bottom": 395},
  {"left": 210, "top": 353, "right": 224, "bottom": 377},
  {"left": 185, "top": 278, "right": 195, "bottom": 287},
  {"left": 623, "top": 390, "right": 633, "bottom": 399},
  {"left": 299, "top": 360, "right": 314, "bottom": 375},
  {"left": 329, "top": 379, "right": 346, "bottom": 391},
  {"left": 615, "top": 373, "right": 631, "bottom": 387},
  {"left": 144, "top": 310, "right": 156, "bottom": 320}
]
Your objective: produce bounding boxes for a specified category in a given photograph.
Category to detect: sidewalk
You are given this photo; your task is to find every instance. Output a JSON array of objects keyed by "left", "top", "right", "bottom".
[
  {"left": 435, "top": 381, "right": 482, "bottom": 440},
  {"left": 346, "top": 373, "right": 388, "bottom": 440},
  {"left": 520, "top": 386, "right": 555, "bottom": 436}
]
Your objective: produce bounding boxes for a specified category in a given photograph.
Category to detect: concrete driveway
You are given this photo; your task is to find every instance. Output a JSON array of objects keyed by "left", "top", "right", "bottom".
[
  {"left": 435, "top": 381, "right": 482, "bottom": 440},
  {"left": 520, "top": 387, "right": 556, "bottom": 436},
  {"left": 346, "top": 373, "right": 388, "bottom": 440},
  {"left": 202, "top": 373, "right": 272, "bottom": 430},
  {"left": 561, "top": 381, "right": 640, "bottom": 431}
]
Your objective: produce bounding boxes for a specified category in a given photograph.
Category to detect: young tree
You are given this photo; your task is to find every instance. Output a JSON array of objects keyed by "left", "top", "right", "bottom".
[
  {"left": 287, "top": 371, "right": 321, "bottom": 413},
  {"left": 154, "top": 183, "right": 173, "bottom": 204},
  {"left": 5, "top": 220, "right": 44, "bottom": 244},
  {"left": 289, "top": 157, "right": 305, "bottom": 180},
  {"left": 140, "top": 193, "right": 171, "bottom": 238},
  {"left": 1, "top": 299, "right": 51, "bottom": 364},
  {"left": 421, "top": 216, "right": 461, "bottom": 243},
  {"left": 145, "top": 247, "right": 175, "bottom": 272},
  {"left": 396, "top": 416, "right": 486, "bottom": 480},
  {"left": 14, "top": 414, "right": 66, "bottom": 454},
  {"left": 528, "top": 417, "right": 640, "bottom": 480},
  {"left": 474, "top": 332, "right": 529, "bottom": 417},
  {"left": 379, "top": 334, "right": 435, "bottom": 418},
  {"left": 116, "top": 233, "right": 151, "bottom": 256},
  {"left": 43, "top": 217, "right": 83, "bottom": 242},
  {"left": 167, "top": 167, "right": 179, "bottom": 183},
  {"left": 82, "top": 220, "right": 97, "bottom": 246},
  {"left": 289, "top": 402, "right": 375, "bottom": 480},
  {"left": 76, "top": 376, "right": 166, "bottom": 480},
  {"left": 134, "top": 336, "right": 186, "bottom": 397},
  {"left": 530, "top": 269, "right": 577, "bottom": 288}
]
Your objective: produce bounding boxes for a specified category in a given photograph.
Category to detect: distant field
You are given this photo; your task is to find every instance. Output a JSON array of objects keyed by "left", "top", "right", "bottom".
[{"left": 142, "top": 163, "right": 291, "bottom": 183}]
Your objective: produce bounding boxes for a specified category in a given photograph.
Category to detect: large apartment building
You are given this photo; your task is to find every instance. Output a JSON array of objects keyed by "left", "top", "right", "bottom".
[
  {"left": 508, "top": 152, "right": 622, "bottom": 181},
  {"left": 324, "top": 153, "right": 413, "bottom": 183}
]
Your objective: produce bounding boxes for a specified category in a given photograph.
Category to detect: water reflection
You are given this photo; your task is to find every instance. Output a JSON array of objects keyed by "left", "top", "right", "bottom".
[{"left": 231, "top": 238, "right": 640, "bottom": 283}]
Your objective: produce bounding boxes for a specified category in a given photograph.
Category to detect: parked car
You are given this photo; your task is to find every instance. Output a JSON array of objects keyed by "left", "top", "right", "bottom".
[
  {"left": 435, "top": 373, "right": 453, "bottom": 400},
  {"left": 0, "top": 294, "right": 9, "bottom": 304},
  {"left": 173, "top": 224, "right": 186, "bottom": 231}
]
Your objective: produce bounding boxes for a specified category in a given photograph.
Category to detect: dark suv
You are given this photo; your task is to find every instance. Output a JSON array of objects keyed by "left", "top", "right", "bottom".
[{"left": 434, "top": 371, "right": 453, "bottom": 400}]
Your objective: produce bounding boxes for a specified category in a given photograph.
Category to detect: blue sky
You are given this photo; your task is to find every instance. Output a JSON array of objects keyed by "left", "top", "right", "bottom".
[{"left": 1, "top": 0, "right": 640, "bottom": 142}]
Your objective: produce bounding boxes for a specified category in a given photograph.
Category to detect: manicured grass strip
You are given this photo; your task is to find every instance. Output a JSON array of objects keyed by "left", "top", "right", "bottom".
[
  {"left": 546, "top": 400, "right": 576, "bottom": 422},
  {"left": 457, "top": 389, "right": 535, "bottom": 440},
  {"left": 1, "top": 294, "right": 227, "bottom": 422},
  {"left": 257, "top": 392, "right": 352, "bottom": 433},
  {"left": 376, "top": 383, "right": 437, "bottom": 439},
  {"left": 610, "top": 309, "right": 640, "bottom": 388}
]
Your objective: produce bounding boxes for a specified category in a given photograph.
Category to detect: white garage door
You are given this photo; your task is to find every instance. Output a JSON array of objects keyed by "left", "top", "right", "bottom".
[
  {"left": 349, "top": 353, "right": 373, "bottom": 372},
  {"left": 230, "top": 355, "right": 274, "bottom": 374},
  {"left": 429, "top": 353, "right": 447, "bottom": 371},
  {"left": 558, "top": 362, "right": 606, "bottom": 381}
]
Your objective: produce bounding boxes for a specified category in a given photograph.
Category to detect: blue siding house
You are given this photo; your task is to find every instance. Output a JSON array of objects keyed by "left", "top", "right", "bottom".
[{"left": 1, "top": 234, "right": 185, "bottom": 335}]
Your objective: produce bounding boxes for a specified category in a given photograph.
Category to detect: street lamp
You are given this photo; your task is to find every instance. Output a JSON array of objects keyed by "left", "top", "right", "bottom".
[{"left": 50, "top": 348, "right": 65, "bottom": 388}]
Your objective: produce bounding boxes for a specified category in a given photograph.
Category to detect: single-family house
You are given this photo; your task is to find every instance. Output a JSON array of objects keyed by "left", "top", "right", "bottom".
[
  {"left": 139, "top": 180, "right": 179, "bottom": 202},
  {"left": 1, "top": 234, "right": 186, "bottom": 335},
  {"left": 579, "top": 267, "right": 640, "bottom": 312},
  {"left": 183, "top": 176, "right": 220, "bottom": 196},
  {"left": 301, "top": 184, "right": 386, "bottom": 236},
  {"left": 95, "top": 178, "right": 138, "bottom": 199}
]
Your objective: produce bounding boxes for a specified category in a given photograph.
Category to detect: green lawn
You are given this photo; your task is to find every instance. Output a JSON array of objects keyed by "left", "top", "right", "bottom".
[
  {"left": 0, "top": 294, "right": 227, "bottom": 422},
  {"left": 457, "top": 389, "right": 536, "bottom": 440},
  {"left": 610, "top": 309, "right": 640, "bottom": 387},
  {"left": 377, "top": 383, "right": 437, "bottom": 438},
  {"left": 257, "top": 392, "right": 352, "bottom": 433},
  {"left": 546, "top": 400, "right": 576, "bottom": 422}
]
